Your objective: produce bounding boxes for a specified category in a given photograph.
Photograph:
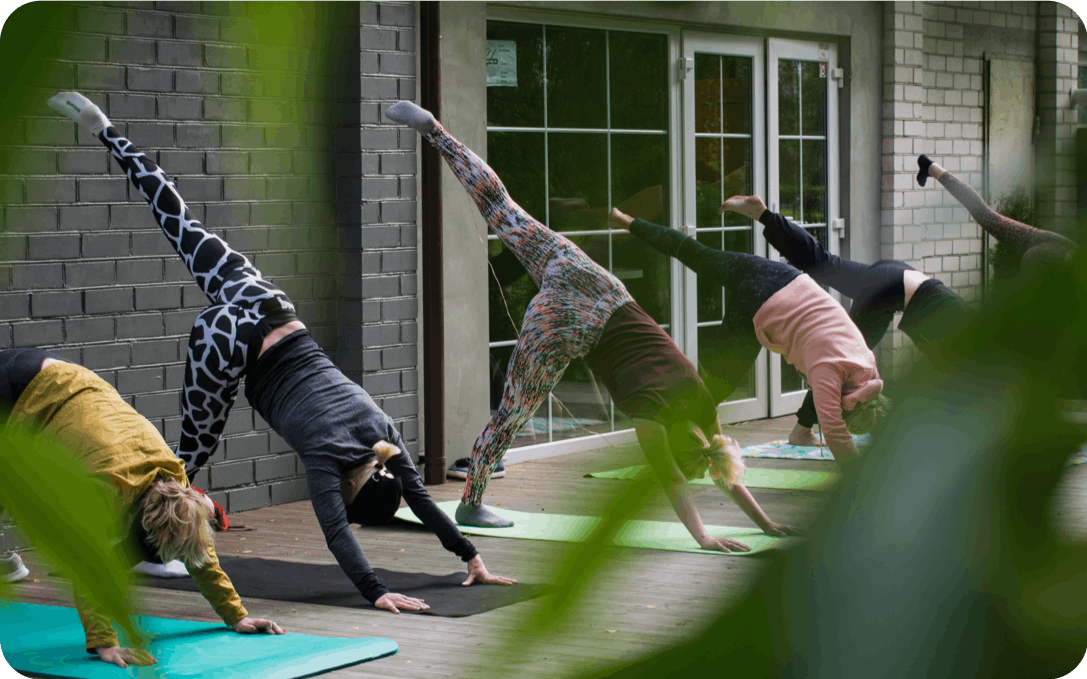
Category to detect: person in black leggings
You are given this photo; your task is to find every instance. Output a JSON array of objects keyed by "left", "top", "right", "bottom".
[{"left": 719, "top": 195, "right": 972, "bottom": 446}]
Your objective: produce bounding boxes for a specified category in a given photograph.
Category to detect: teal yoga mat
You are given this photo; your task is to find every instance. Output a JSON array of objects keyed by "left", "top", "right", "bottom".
[
  {"left": 0, "top": 600, "right": 397, "bottom": 679},
  {"left": 394, "top": 501, "right": 801, "bottom": 556},
  {"left": 585, "top": 466, "right": 841, "bottom": 491}
]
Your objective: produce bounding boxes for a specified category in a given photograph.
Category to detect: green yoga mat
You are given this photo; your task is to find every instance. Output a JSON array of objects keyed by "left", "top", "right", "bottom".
[
  {"left": 0, "top": 600, "right": 397, "bottom": 679},
  {"left": 585, "top": 466, "right": 841, "bottom": 491},
  {"left": 394, "top": 501, "right": 800, "bottom": 556}
]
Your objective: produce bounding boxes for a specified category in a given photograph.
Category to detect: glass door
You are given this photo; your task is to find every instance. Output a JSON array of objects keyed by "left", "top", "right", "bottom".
[
  {"left": 767, "top": 38, "right": 840, "bottom": 417},
  {"left": 682, "top": 33, "right": 768, "bottom": 423}
]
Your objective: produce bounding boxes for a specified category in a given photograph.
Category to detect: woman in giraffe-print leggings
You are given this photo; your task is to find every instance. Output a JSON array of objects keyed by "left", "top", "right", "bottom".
[
  {"left": 387, "top": 101, "right": 802, "bottom": 548},
  {"left": 49, "top": 92, "right": 515, "bottom": 613},
  {"left": 917, "top": 155, "right": 1077, "bottom": 268}
]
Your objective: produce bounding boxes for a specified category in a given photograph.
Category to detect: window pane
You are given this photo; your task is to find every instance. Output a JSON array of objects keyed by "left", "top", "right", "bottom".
[
  {"left": 723, "top": 227, "right": 753, "bottom": 256},
  {"left": 488, "top": 130, "right": 546, "bottom": 225},
  {"left": 696, "top": 231, "right": 724, "bottom": 323},
  {"left": 800, "top": 61, "right": 827, "bottom": 136},
  {"left": 780, "top": 138, "right": 800, "bottom": 221},
  {"left": 609, "top": 31, "right": 667, "bottom": 131},
  {"left": 780, "top": 361, "right": 805, "bottom": 393},
  {"left": 611, "top": 133, "right": 668, "bottom": 225},
  {"left": 551, "top": 359, "right": 612, "bottom": 442},
  {"left": 486, "top": 22, "right": 544, "bottom": 128},
  {"left": 613, "top": 231, "right": 671, "bottom": 325},
  {"left": 778, "top": 60, "right": 800, "bottom": 136},
  {"left": 697, "top": 325, "right": 754, "bottom": 403},
  {"left": 694, "top": 53, "right": 721, "bottom": 134},
  {"left": 489, "top": 344, "right": 548, "bottom": 448},
  {"left": 487, "top": 240, "right": 535, "bottom": 344},
  {"left": 546, "top": 26, "right": 607, "bottom": 129},
  {"left": 695, "top": 137, "right": 723, "bottom": 229},
  {"left": 802, "top": 138, "right": 826, "bottom": 224},
  {"left": 721, "top": 138, "right": 752, "bottom": 222},
  {"left": 548, "top": 133, "right": 608, "bottom": 231},
  {"left": 721, "top": 56, "right": 751, "bottom": 135}
]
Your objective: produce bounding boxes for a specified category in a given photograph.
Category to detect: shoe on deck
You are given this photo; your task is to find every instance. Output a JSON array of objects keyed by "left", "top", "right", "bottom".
[
  {"left": 1, "top": 551, "right": 29, "bottom": 583},
  {"left": 446, "top": 457, "right": 506, "bottom": 480}
]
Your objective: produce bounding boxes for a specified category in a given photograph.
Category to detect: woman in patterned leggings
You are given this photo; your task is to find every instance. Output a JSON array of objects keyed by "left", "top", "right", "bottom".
[
  {"left": 917, "top": 155, "right": 1077, "bottom": 268},
  {"left": 49, "top": 92, "right": 514, "bottom": 614},
  {"left": 387, "top": 101, "right": 800, "bottom": 549}
]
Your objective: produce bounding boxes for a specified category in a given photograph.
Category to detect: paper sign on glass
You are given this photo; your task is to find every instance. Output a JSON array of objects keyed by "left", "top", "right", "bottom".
[{"left": 487, "top": 40, "right": 517, "bottom": 87}]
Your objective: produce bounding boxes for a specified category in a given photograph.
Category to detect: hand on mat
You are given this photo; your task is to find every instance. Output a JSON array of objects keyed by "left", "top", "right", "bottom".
[
  {"left": 95, "top": 646, "right": 156, "bottom": 668},
  {"left": 462, "top": 555, "right": 517, "bottom": 586},
  {"left": 375, "top": 592, "right": 429, "bottom": 614},
  {"left": 698, "top": 536, "right": 751, "bottom": 553},
  {"left": 762, "top": 522, "right": 804, "bottom": 538},
  {"left": 233, "top": 617, "right": 286, "bottom": 635}
]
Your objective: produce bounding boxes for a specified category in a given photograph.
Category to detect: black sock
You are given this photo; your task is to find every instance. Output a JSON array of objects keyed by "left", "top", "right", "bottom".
[{"left": 916, "top": 155, "right": 933, "bottom": 187}]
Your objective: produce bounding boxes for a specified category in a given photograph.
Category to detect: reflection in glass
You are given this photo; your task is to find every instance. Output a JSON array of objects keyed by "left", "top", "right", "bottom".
[
  {"left": 488, "top": 131, "right": 546, "bottom": 225},
  {"left": 489, "top": 344, "right": 548, "bottom": 448},
  {"left": 611, "top": 133, "right": 668, "bottom": 225},
  {"left": 487, "top": 240, "right": 535, "bottom": 344},
  {"left": 802, "top": 139, "right": 827, "bottom": 224},
  {"left": 698, "top": 324, "right": 755, "bottom": 403},
  {"left": 696, "top": 230, "right": 724, "bottom": 323},
  {"left": 694, "top": 53, "right": 721, "bottom": 134},
  {"left": 551, "top": 359, "right": 612, "bottom": 442},
  {"left": 546, "top": 26, "right": 607, "bottom": 129},
  {"left": 779, "top": 60, "right": 799, "bottom": 136},
  {"left": 547, "top": 133, "right": 608, "bottom": 231},
  {"left": 720, "top": 56, "right": 751, "bottom": 134},
  {"left": 486, "top": 22, "right": 544, "bottom": 128},
  {"left": 695, "top": 137, "right": 722, "bottom": 229},
  {"left": 610, "top": 32, "right": 668, "bottom": 131},
  {"left": 800, "top": 61, "right": 827, "bottom": 136},
  {"left": 780, "top": 360, "right": 805, "bottom": 394},
  {"left": 780, "top": 138, "right": 800, "bottom": 220},
  {"left": 613, "top": 232, "right": 671, "bottom": 325}
]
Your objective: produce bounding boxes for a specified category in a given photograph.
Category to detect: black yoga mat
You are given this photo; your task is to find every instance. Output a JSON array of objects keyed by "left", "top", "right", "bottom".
[{"left": 136, "top": 555, "right": 552, "bottom": 617}]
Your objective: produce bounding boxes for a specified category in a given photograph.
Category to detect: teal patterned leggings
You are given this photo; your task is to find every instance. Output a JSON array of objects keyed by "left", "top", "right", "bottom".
[{"left": 425, "top": 123, "right": 634, "bottom": 506}]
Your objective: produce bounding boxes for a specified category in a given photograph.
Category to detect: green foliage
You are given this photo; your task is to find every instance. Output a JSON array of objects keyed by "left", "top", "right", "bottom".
[{"left": 0, "top": 420, "right": 143, "bottom": 647}]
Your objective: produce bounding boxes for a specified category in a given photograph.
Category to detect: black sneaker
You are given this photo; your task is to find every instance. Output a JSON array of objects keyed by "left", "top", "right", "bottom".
[{"left": 446, "top": 457, "right": 506, "bottom": 480}]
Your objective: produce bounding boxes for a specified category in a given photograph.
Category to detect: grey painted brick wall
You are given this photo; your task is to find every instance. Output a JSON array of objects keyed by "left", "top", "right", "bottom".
[{"left": 0, "top": 1, "right": 420, "bottom": 521}]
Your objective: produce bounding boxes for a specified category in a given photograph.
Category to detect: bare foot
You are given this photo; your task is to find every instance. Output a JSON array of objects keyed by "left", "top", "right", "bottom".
[
  {"left": 608, "top": 207, "right": 634, "bottom": 230},
  {"left": 719, "top": 195, "right": 767, "bottom": 220},
  {"left": 788, "top": 423, "right": 824, "bottom": 447}
]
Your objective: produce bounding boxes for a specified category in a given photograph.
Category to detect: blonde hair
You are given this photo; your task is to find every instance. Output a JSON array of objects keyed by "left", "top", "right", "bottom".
[
  {"left": 843, "top": 394, "right": 892, "bottom": 435},
  {"left": 139, "top": 478, "right": 214, "bottom": 568},
  {"left": 673, "top": 424, "right": 746, "bottom": 488}
]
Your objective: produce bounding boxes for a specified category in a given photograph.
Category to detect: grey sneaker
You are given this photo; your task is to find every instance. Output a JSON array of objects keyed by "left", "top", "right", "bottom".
[{"left": 1, "top": 551, "right": 29, "bottom": 583}]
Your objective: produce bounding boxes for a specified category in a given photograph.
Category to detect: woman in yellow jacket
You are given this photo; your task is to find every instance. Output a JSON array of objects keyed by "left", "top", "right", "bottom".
[{"left": 1, "top": 347, "right": 284, "bottom": 668}]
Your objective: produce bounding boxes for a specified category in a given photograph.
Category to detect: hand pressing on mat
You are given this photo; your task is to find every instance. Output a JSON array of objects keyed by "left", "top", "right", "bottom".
[
  {"left": 95, "top": 646, "right": 156, "bottom": 668},
  {"left": 461, "top": 554, "right": 517, "bottom": 587},
  {"left": 761, "top": 522, "right": 804, "bottom": 538},
  {"left": 233, "top": 617, "right": 286, "bottom": 635},
  {"left": 375, "top": 592, "right": 429, "bottom": 614},
  {"left": 698, "top": 536, "right": 752, "bottom": 553}
]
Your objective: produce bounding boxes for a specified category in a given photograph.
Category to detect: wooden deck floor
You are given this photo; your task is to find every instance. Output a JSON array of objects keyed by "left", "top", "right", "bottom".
[{"left": 9, "top": 414, "right": 1087, "bottom": 678}]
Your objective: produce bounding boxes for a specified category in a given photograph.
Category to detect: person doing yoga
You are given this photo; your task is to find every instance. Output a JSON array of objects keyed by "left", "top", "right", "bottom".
[
  {"left": 918, "top": 154, "right": 1077, "bottom": 269},
  {"left": 386, "top": 100, "right": 800, "bottom": 550},
  {"left": 608, "top": 209, "right": 889, "bottom": 467},
  {"left": 48, "top": 92, "right": 513, "bottom": 615},
  {"left": 718, "top": 195, "right": 970, "bottom": 448},
  {"left": 0, "top": 348, "right": 284, "bottom": 668}
]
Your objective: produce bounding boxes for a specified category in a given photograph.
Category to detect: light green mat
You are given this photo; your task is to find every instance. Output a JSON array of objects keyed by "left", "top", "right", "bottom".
[
  {"left": 394, "top": 501, "right": 801, "bottom": 556},
  {"left": 0, "top": 600, "right": 397, "bottom": 679},
  {"left": 585, "top": 466, "right": 841, "bottom": 491}
]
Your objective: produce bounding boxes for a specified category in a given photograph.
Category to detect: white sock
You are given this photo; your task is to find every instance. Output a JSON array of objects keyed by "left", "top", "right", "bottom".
[
  {"left": 384, "top": 101, "right": 437, "bottom": 134},
  {"left": 47, "top": 91, "right": 111, "bottom": 136}
]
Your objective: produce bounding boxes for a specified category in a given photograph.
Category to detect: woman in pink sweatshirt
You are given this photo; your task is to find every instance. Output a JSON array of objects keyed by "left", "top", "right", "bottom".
[{"left": 610, "top": 209, "right": 888, "bottom": 464}]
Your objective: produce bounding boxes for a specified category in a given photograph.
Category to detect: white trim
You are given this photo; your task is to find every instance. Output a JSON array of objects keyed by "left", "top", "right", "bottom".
[{"left": 503, "top": 428, "right": 639, "bottom": 464}]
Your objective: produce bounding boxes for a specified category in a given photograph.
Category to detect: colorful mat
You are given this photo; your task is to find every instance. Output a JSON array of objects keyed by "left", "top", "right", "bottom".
[
  {"left": 586, "top": 466, "right": 840, "bottom": 491},
  {"left": 0, "top": 600, "right": 396, "bottom": 679},
  {"left": 738, "top": 434, "right": 872, "bottom": 460},
  {"left": 394, "top": 501, "right": 800, "bottom": 556}
]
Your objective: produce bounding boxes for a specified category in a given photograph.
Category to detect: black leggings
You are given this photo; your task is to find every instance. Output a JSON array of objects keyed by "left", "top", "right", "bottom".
[
  {"left": 629, "top": 218, "right": 801, "bottom": 401},
  {"left": 760, "top": 210, "right": 908, "bottom": 429},
  {"left": 0, "top": 348, "right": 67, "bottom": 411}
]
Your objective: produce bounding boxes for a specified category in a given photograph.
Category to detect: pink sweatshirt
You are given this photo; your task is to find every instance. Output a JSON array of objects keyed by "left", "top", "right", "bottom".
[{"left": 752, "top": 274, "right": 883, "bottom": 458}]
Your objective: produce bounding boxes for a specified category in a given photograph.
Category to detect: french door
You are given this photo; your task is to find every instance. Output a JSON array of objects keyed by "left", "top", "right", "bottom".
[{"left": 682, "top": 33, "right": 839, "bottom": 423}]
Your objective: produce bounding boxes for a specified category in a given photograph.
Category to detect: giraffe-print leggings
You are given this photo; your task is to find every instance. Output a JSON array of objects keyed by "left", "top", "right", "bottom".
[
  {"left": 98, "top": 127, "right": 296, "bottom": 479},
  {"left": 936, "top": 171, "right": 1077, "bottom": 262},
  {"left": 424, "top": 123, "right": 634, "bottom": 506}
]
